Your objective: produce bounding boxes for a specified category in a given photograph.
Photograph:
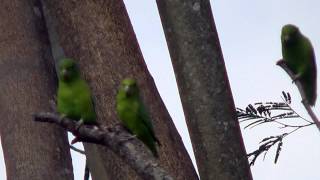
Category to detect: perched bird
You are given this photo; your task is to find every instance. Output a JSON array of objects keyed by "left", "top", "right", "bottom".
[
  {"left": 57, "top": 58, "right": 96, "bottom": 128},
  {"left": 278, "top": 24, "right": 317, "bottom": 106},
  {"left": 116, "top": 78, "right": 160, "bottom": 157}
]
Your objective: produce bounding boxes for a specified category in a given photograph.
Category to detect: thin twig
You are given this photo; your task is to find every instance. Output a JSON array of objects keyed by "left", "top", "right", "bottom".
[
  {"left": 277, "top": 59, "right": 320, "bottom": 131},
  {"left": 302, "top": 100, "right": 320, "bottom": 128},
  {"left": 280, "top": 96, "right": 312, "bottom": 124},
  {"left": 33, "top": 112, "right": 173, "bottom": 180},
  {"left": 70, "top": 145, "right": 85, "bottom": 155}
]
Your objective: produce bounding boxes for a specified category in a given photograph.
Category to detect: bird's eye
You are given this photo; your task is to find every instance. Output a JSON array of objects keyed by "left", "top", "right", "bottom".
[{"left": 284, "top": 35, "right": 290, "bottom": 43}]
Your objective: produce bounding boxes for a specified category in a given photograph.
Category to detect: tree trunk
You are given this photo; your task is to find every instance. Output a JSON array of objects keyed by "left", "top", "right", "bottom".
[
  {"left": 0, "top": 0, "right": 73, "bottom": 180},
  {"left": 156, "top": 1, "right": 253, "bottom": 180},
  {"left": 42, "top": 0, "right": 198, "bottom": 179}
]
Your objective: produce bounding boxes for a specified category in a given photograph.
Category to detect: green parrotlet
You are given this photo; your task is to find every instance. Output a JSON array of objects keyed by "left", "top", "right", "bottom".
[
  {"left": 57, "top": 58, "right": 96, "bottom": 126},
  {"left": 278, "top": 24, "right": 317, "bottom": 106},
  {"left": 116, "top": 78, "right": 160, "bottom": 157}
]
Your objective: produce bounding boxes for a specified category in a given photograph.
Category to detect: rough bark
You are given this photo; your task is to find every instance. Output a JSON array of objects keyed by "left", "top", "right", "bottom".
[
  {"left": 34, "top": 112, "right": 174, "bottom": 180},
  {"left": 0, "top": 0, "right": 73, "bottom": 180},
  {"left": 156, "top": 1, "right": 253, "bottom": 180},
  {"left": 42, "top": 0, "right": 198, "bottom": 179}
]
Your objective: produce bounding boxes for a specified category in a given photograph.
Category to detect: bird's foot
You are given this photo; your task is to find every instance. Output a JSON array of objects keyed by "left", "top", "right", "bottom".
[
  {"left": 292, "top": 73, "right": 302, "bottom": 83},
  {"left": 58, "top": 114, "right": 66, "bottom": 123},
  {"left": 70, "top": 119, "right": 85, "bottom": 144},
  {"left": 113, "top": 123, "right": 129, "bottom": 133},
  {"left": 114, "top": 122, "right": 124, "bottom": 128},
  {"left": 71, "top": 120, "right": 84, "bottom": 144},
  {"left": 301, "top": 99, "right": 310, "bottom": 106},
  {"left": 119, "top": 134, "right": 137, "bottom": 143},
  {"left": 91, "top": 121, "right": 101, "bottom": 129},
  {"left": 92, "top": 124, "right": 99, "bottom": 130},
  {"left": 75, "top": 119, "right": 84, "bottom": 131}
]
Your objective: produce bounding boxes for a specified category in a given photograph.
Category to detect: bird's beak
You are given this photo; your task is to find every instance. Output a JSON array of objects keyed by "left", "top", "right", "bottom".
[
  {"left": 124, "top": 85, "right": 134, "bottom": 96},
  {"left": 61, "top": 69, "right": 69, "bottom": 80},
  {"left": 62, "top": 69, "right": 67, "bottom": 76},
  {"left": 124, "top": 85, "right": 130, "bottom": 93},
  {"left": 284, "top": 35, "right": 290, "bottom": 42}
]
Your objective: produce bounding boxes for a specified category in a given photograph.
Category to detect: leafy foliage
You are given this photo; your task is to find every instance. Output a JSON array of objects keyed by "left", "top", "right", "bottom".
[{"left": 237, "top": 91, "right": 314, "bottom": 166}]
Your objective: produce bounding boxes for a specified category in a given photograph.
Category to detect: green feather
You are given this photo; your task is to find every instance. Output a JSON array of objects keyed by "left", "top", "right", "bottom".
[
  {"left": 116, "top": 78, "right": 160, "bottom": 157},
  {"left": 57, "top": 58, "right": 96, "bottom": 124},
  {"left": 281, "top": 24, "right": 317, "bottom": 106}
]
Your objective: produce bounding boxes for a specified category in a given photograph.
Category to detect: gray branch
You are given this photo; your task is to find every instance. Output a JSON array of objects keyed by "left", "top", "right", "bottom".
[
  {"left": 277, "top": 60, "right": 320, "bottom": 131},
  {"left": 33, "top": 112, "right": 173, "bottom": 180}
]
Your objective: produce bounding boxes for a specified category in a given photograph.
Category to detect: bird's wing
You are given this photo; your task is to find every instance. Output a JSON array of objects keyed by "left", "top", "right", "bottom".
[{"left": 138, "top": 100, "right": 161, "bottom": 145}]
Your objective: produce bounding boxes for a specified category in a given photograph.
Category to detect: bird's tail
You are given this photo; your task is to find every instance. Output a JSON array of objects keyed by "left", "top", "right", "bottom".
[
  {"left": 143, "top": 136, "right": 159, "bottom": 158},
  {"left": 150, "top": 144, "right": 159, "bottom": 158},
  {"left": 303, "top": 75, "right": 317, "bottom": 106}
]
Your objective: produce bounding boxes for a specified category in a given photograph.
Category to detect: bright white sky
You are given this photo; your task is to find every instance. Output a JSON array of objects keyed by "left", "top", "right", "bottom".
[{"left": 1, "top": 1, "right": 320, "bottom": 179}]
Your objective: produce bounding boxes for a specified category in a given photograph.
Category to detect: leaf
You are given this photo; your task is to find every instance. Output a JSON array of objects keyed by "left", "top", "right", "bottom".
[
  {"left": 260, "top": 136, "right": 277, "bottom": 143},
  {"left": 274, "top": 141, "right": 283, "bottom": 164},
  {"left": 282, "top": 91, "right": 287, "bottom": 101},
  {"left": 248, "top": 104, "right": 257, "bottom": 114},
  {"left": 287, "top": 92, "right": 291, "bottom": 104},
  {"left": 257, "top": 105, "right": 266, "bottom": 115}
]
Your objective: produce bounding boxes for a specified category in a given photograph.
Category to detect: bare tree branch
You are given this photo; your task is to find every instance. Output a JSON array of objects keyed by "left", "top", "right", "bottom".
[
  {"left": 33, "top": 112, "right": 173, "bottom": 180},
  {"left": 70, "top": 145, "right": 85, "bottom": 155},
  {"left": 277, "top": 60, "right": 320, "bottom": 131}
]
